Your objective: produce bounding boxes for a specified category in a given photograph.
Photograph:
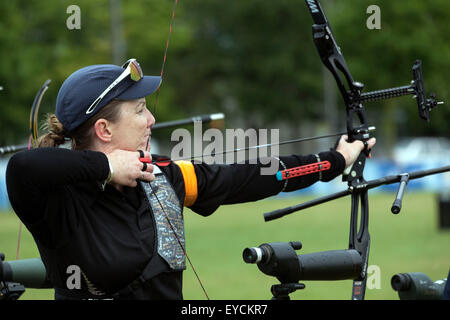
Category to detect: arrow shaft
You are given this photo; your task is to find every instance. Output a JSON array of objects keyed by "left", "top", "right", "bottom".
[{"left": 150, "top": 131, "right": 345, "bottom": 164}]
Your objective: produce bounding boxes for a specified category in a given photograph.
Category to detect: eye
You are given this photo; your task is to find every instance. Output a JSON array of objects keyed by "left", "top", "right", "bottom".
[{"left": 137, "top": 104, "right": 146, "bottom": 113}]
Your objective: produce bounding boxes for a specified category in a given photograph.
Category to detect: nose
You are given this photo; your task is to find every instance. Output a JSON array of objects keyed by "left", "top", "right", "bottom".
[{"left": 146, "top": 109, "right": 155, "bottom": 128}]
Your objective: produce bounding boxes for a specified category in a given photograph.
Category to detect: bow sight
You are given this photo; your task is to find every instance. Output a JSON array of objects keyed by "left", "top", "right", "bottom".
[
  {"left": 358, "top": 60, "right": 442, "bottom": 122},
  {"left": 244, "top": 0, "right": 446, "bottom": 300}
]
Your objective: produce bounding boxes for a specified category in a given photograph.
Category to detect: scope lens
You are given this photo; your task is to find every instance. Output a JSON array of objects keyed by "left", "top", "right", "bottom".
[
  {"left": 243, "top": 248, "right": 262, "bottom": 264},
  {"left": 391, "top": 273, "right": 412, "bottom": 291}
]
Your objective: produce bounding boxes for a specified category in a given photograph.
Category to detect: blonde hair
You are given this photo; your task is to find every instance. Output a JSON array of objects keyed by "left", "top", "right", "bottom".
[{"left": 38, "top": 99, "right": 123, "bottom": 150}]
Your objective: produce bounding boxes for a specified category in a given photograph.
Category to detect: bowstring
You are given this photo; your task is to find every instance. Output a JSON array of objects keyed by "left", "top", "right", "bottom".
[
  {"left": 147, "top": 0, "right": 210, "bottom": 299},
  {"left": 152, "top": 0, "right": 179, "bottom": 116}
]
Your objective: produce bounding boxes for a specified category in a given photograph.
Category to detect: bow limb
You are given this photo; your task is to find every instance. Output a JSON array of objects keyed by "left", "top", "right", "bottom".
[
  {"left": 306, "top": 0, "right": 372, "bottom": 299},
  {"left": 15, "top": 79, "right": 51, "bottom": 261},
  {"left": 29, "top": 80, "right": 51, "bottom": 148}
]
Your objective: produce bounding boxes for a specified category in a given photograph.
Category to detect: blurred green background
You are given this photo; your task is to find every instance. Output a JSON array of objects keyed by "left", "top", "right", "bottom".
[
  {"left": 1, "top": 0, "right": 449, "bottom": 300},
  {"left": 1, "top": 193, "right": 449, "bottom": 300},
  {"left": 0, "top": 0, "right": 449, "bottom": 150}
]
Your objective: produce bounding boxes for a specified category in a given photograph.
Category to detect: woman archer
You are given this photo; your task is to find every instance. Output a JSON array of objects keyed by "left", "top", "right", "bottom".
[{"left": 6, "top": 58, "right": 375, "bottom": 300}]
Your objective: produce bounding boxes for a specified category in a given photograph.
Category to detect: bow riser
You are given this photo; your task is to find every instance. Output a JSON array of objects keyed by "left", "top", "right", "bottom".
[{"left": 306, "top": 0, "right": 372, "bottom": 299}]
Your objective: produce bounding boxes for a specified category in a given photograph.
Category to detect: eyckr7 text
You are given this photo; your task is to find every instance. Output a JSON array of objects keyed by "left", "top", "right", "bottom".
[{"left": 225, "top": 304, "right": 268, "bottom": 315}]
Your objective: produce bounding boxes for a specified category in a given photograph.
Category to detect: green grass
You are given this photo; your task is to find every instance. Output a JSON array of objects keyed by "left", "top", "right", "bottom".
[{"left": 1, "top": 192, "right": 449, "bottom": 300}]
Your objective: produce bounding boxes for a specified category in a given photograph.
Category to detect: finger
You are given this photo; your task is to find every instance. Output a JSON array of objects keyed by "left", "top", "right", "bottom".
[
  {"left": 335, "top": 135, "right": 346, "bottom": 149},
  {"left": 354, "top": 140, "right": 364, "bottom": 152},
  {"left": 367, "top": 137, "right": 376, "bottom": 149},
  {"left": 141, "top": 162, "right": 154, "bottom": 173},
  {"left": 146, "top": 163, "right": 154, "bottom": 173},
  {"left": 364, "top": 138, "right": 376, "bottom": 158},
  {"left": 139, "top": 171, "right": 155, "bottom": 182}
]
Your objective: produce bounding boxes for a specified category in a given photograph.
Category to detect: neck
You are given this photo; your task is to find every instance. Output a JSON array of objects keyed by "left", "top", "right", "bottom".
[{"left": 90, "top": 140, "right": 115, "bottom": 154}]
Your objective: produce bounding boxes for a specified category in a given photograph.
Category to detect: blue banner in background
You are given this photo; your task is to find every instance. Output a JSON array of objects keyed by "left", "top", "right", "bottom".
[
  {"left": 0, "top": 159, "right": 11, "bottom": 210},
  {"left": 0, "top": 158, "right": 449, "bottom": 211}
]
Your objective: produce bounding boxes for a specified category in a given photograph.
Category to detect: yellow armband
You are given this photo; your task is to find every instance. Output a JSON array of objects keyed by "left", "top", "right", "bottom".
[{"left": 175, "top": 161, "right": 198, "bottom": 207}]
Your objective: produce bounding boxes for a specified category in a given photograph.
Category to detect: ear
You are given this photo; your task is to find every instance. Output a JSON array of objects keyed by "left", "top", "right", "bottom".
[{"left": 93, "top": 119, "right": 112, "bottom": 143}]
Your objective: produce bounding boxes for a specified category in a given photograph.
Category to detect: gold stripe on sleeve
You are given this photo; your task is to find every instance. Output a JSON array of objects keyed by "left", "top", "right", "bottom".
[{"left": 174, "top": 161, "right": 198, "bottom": 207}]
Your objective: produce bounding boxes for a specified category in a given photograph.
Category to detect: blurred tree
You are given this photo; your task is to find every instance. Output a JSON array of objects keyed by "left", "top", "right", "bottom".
[
  {"left": 169, "top": 0, "right": 324, "bottom": 128},
  {"left": 0, "top": 0, "right": 179, "bottom": 145},
  {"left": 330, "top": 0, "right": 450, "bottom": 147},
  {"left": 167, "top": 0, "right": 449, "bottom": 139},
  {"left": 0, "top": 0, "right": 448, "bottom": 148}
]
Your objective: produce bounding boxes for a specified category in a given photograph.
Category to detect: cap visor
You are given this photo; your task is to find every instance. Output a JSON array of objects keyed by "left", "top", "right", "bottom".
[{"left": 116, "top": 75, "right": 162, "bottom": 100}]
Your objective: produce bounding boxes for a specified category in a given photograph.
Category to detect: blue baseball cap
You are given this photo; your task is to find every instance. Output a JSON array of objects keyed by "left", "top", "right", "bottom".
[{"left": 56, "top": 63, "right": 161, "bottom": 133}]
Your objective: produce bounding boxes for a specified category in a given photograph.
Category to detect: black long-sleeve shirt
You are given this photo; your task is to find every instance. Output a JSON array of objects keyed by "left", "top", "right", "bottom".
[{"left": 6, "top": 148, "right": 345, "bottom": 299}]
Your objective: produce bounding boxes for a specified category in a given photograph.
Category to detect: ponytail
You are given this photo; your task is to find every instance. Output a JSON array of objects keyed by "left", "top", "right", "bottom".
[{"left": 38, "top": 114, "right": 67, "bottom": 147}]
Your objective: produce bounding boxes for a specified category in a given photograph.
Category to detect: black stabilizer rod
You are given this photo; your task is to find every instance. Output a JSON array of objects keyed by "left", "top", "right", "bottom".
[
  {"left": 264, "top": 165, "right": 450, "bottom": 222},
  {"left": 264, "top": 190, "right": 350, "bottom": 222},
  {"left": 391, "top": 174, "right": 410, "bottom": 214}
]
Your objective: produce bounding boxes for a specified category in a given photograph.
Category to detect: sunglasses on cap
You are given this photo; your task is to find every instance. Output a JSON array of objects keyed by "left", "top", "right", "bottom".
[{"left": 86, "top": 58, "right": 143, "bottom": 115}]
